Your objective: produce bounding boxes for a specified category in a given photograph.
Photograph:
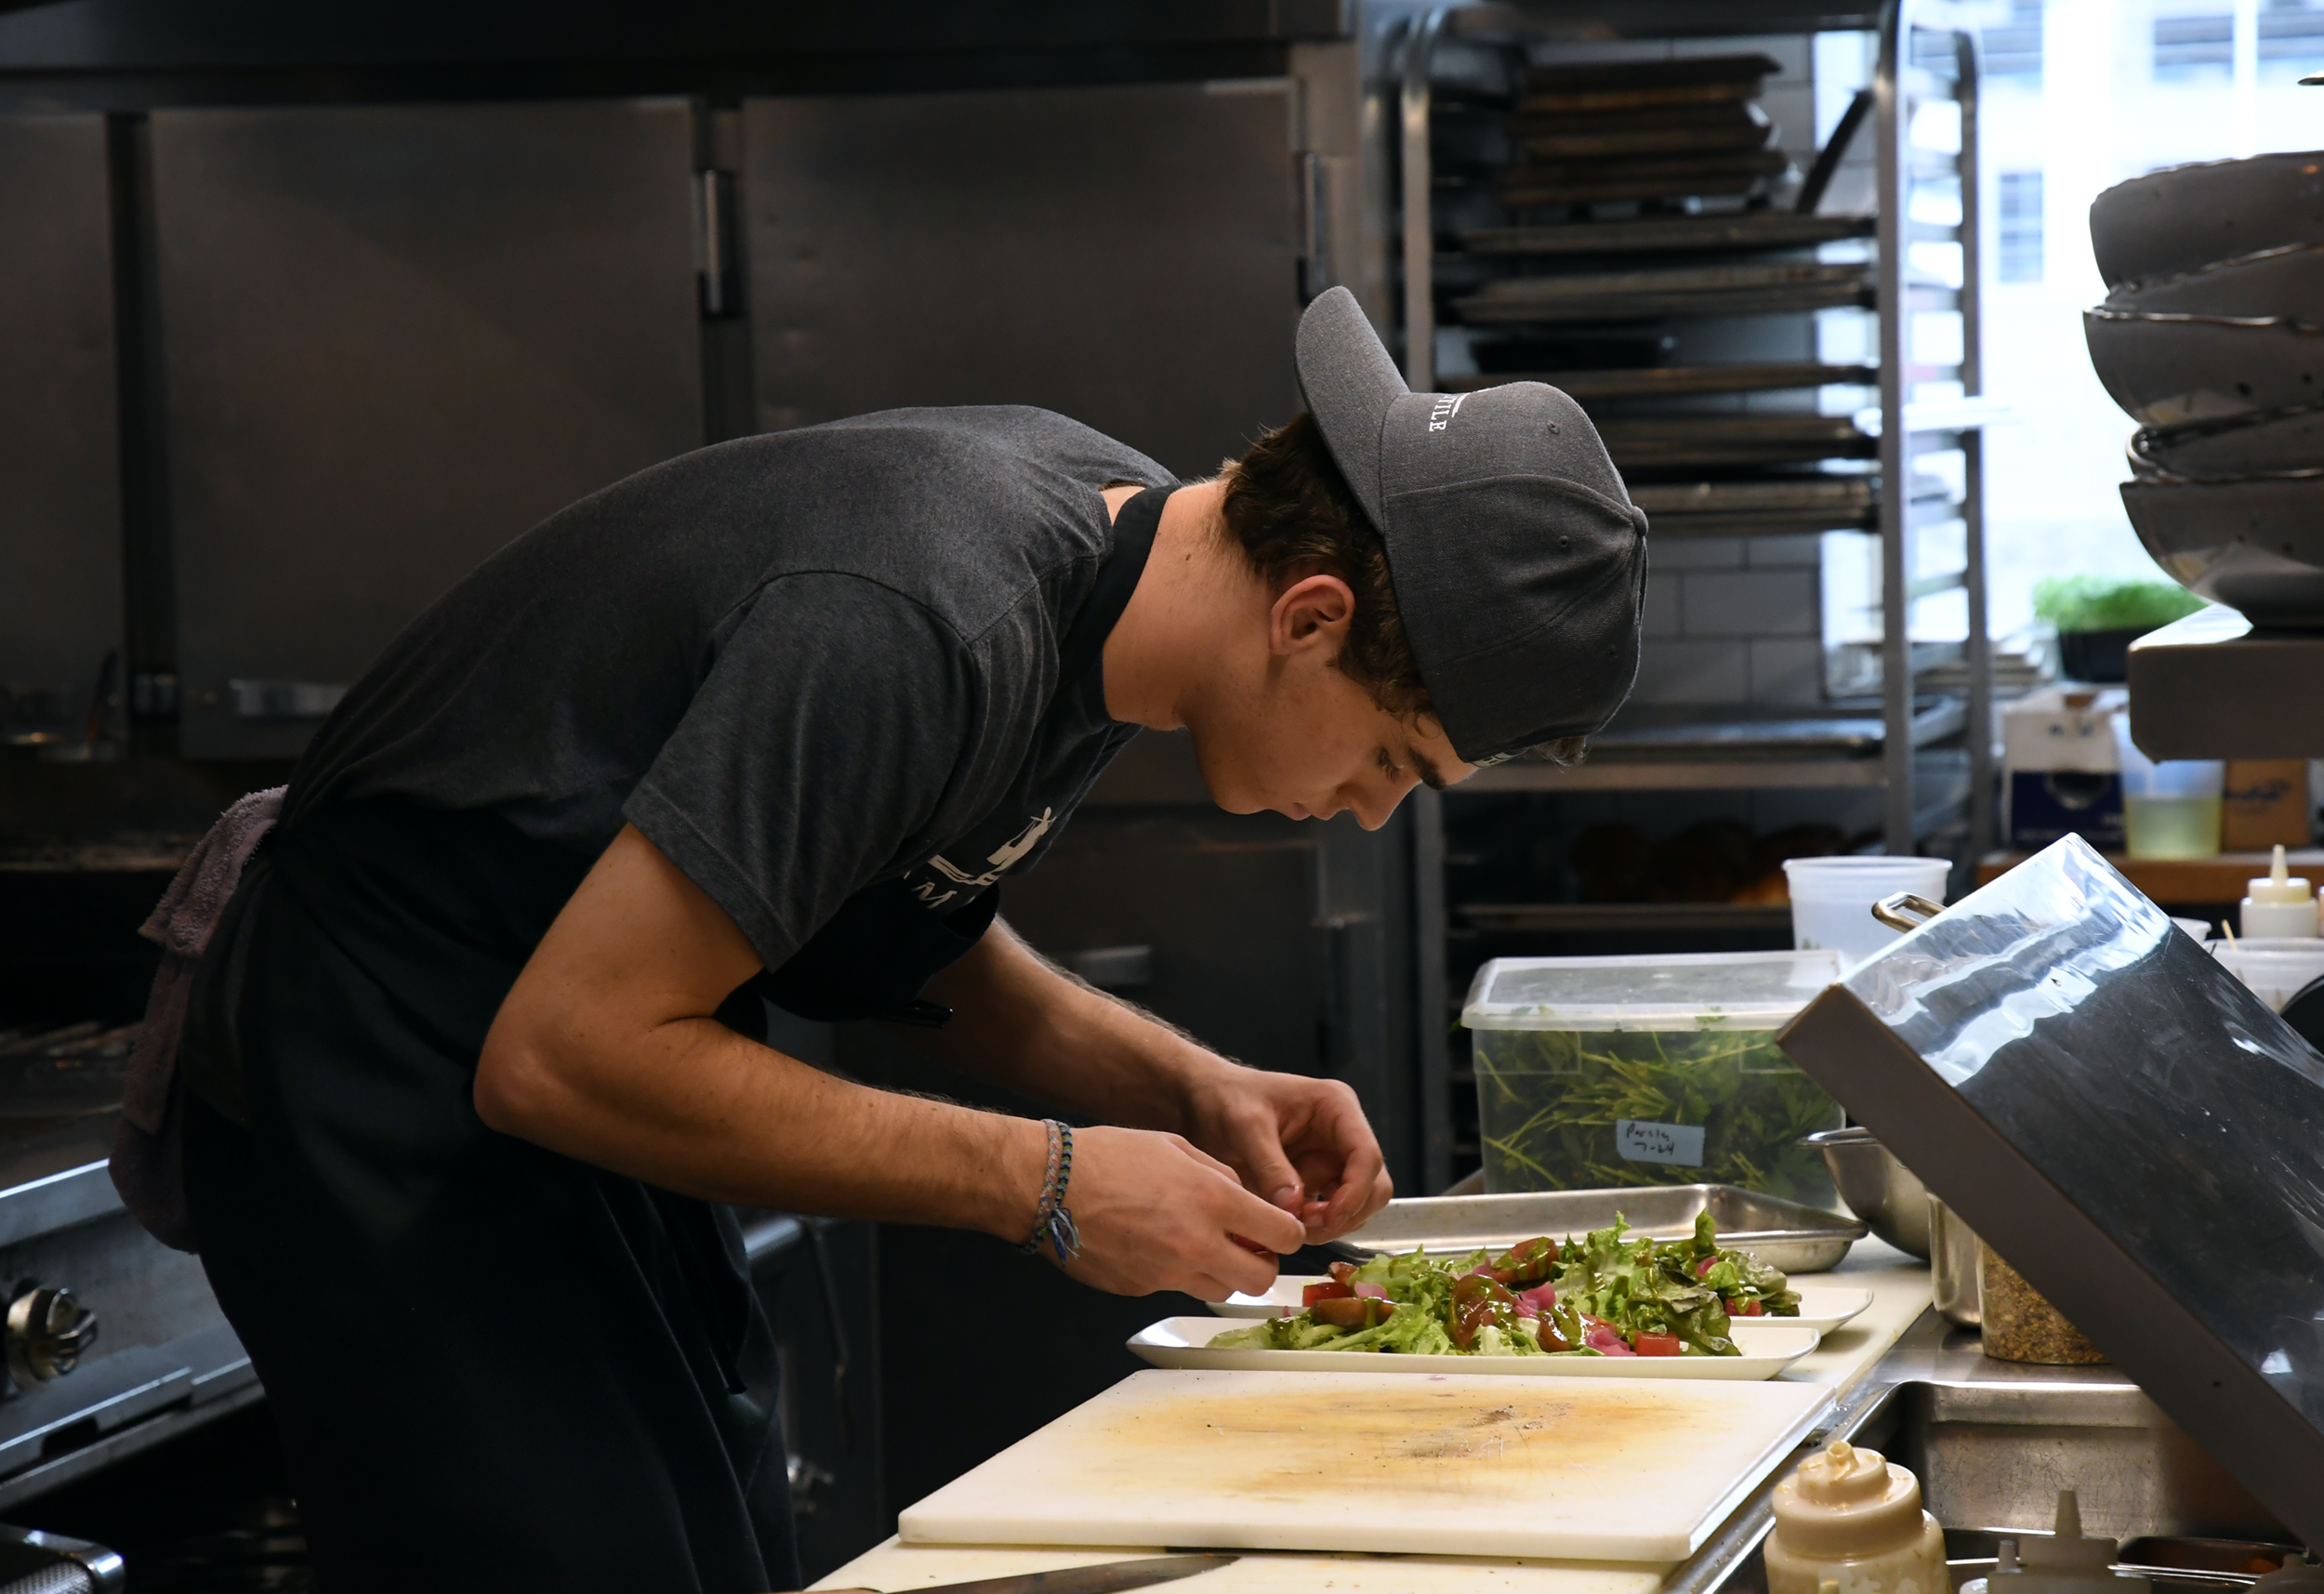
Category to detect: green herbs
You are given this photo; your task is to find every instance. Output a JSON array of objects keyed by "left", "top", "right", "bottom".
[
  {"left": 2031, "top": 574, "right": 2202, "bottom": 636},
  {"left": 1552, "top": 1210, "right": 1800, "bottom": 1356},
  {"left": 1472, "top": 1026, "right": 1841, "bottom": 1205},
  {"left": 1208, "top": 1213, "right": 1797, "bottom": 1360}
]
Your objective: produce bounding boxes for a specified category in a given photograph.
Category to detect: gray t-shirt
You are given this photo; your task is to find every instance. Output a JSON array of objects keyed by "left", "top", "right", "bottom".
[{"left": 283, "top": 406, "right": 1176, "bottom": 970}]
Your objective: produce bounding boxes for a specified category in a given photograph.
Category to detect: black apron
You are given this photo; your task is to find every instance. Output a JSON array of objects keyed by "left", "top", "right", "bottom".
[{"left": 178, "top": 485, "right": 1166, "bottom": 1594}]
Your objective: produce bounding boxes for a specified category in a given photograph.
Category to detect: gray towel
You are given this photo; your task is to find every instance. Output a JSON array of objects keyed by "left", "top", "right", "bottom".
[{"left": 111, "top": 785, "right": 285, "bottom": 1252}]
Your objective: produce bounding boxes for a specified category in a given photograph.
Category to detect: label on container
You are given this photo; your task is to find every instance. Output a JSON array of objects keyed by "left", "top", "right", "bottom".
[{"left": 1615, "top": 1119, "right": 1705, "bottom": 1167}]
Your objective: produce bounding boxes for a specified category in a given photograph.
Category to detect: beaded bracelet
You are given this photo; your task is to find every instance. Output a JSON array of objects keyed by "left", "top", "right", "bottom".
[{"left": 1017, "top": 1118, "right": 1083, "bottom": 1263}]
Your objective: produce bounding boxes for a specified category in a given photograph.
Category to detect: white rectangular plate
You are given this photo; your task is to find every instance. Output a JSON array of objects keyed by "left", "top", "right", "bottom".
[
  {"left": 1132, "top": 1314, "right": 1818, "bottom": 1379},
  {"left": 1210, "top": 1279, "right": 1872, "bottom": 1335}
]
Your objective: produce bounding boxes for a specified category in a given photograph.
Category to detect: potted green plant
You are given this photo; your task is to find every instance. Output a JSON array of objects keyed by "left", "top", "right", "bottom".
[{"left": 2034, "top": 574, "right": 2203, "bottom": 683}]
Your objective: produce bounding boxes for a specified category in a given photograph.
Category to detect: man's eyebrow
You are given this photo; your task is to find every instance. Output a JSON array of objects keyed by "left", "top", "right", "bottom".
[{"left": 1405, "top": 742, "right": 1446, "bottom": 792}]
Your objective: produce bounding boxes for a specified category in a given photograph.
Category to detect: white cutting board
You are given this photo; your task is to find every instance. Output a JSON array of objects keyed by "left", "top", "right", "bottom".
[{"left": 899, "top": 1368, "right": 1832, "bottom": 1563}]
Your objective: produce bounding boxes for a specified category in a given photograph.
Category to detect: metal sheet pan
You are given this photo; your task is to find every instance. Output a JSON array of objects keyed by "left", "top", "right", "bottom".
[
  {"left": 1445, "top": 361, "right": 1876, "bottom": 399},
  {"left": 1461, "top": 213, "right": 1872, "bottom": 257},
  {"left": 1334, "top": 1185, "right": 1866, "bottom": 1275}
]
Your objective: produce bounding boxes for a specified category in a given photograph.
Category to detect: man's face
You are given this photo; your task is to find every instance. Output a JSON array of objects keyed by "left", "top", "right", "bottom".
[{"left": 1190, "top": 573, "right": 1475, "bottom": 829}]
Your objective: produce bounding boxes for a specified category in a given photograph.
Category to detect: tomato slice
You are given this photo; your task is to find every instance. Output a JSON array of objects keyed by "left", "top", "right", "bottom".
[
  {"left": 1303, "top": 1282, "right": 1354, "bottom": 1307},
  {"left": 1312, "top": 1296, "right": 1396, "bottom": 1328},
  {"left": 1633, "top": 1330, "right": 1683, "bottom": 1356}
]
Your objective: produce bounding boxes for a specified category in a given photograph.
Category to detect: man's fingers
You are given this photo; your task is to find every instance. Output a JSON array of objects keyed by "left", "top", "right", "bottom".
[
  {"left": 1219, "top": 1230, "right": 1286, "bottom": 1296},
  {"left": 1304, "top": 1134, "right": 1391, "bottom": 1238},
  {"left": 1235, "top": 1122, "right": 1310, "bottom": 1213},
  {"left": 1221, "top": 1178, "right": 1306, "bottom": 1255},
  {"left": 1176, "top": 1136, "right": 1246, "bottom": 1184}
]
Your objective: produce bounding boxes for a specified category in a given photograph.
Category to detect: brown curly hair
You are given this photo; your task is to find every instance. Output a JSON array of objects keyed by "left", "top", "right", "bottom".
[
  {"left": 1218, "top": 412, "right": 1433, "bottom": 721},
  {"left": 1218, "top": 412, "right": 1585, "bottom": 767}
]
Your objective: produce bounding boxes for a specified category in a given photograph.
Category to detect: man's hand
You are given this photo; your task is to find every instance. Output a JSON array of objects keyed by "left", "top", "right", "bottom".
[
  {"left": 1182, "top": 1069, "right": 1393, "bottom": 1243},
  {"left": 912, "top": 923, "right": 1394, "bottom": 1249},
  {"left": 1056, "top": 1127, "right": 1304, "bottom": 1299}
]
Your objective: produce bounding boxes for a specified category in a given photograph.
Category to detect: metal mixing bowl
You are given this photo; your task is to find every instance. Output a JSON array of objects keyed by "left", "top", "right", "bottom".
[{"left": 1803, "top": 1126, "right": 1931, "bottom": 1258}]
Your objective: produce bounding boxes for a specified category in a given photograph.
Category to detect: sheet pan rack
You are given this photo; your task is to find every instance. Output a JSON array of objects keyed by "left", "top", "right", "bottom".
[
  {"left": 1393, "top": 0, "right": 1997, "bottom": 1194},
  {"left": 1395, "top": 0, "right": 1994, "bottom": 855}
]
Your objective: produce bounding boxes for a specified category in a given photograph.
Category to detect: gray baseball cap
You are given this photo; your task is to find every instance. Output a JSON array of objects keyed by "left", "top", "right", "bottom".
[{"left": 1294, "top": 286, "right": 1649, "bottom": 764}]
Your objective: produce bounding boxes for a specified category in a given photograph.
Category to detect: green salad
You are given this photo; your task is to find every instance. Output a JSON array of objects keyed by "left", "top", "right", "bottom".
[{"left": 1210, "top": 1211, "right": 1798, "bottom": 1359}]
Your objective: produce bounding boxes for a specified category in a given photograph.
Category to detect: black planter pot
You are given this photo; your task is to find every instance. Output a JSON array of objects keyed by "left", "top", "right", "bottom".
[{"left": 2057, "top": 626, "right": 2143, "bottom": 683}]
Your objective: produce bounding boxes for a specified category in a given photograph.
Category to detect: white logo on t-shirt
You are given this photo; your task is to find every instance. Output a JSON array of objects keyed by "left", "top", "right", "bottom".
[
  {"left": 1427, "top": 393, "right": 1467, "bottom": 433},
  {"left": 917, "top": 808, "right": 1057, "bottom": 906}
]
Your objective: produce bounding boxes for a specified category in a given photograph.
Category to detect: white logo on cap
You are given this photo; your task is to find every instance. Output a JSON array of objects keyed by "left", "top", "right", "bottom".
[{"left": 1427, "top": 393, "right": 1467, "bottom": 433}]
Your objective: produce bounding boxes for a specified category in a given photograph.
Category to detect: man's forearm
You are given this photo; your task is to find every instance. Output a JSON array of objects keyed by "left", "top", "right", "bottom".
[
  {"left": 906, "top": 919, "right": 1235, "bottom": 1132},
  {"left": 482, "top": 981, "right": 1046, "bottom": 1234}
]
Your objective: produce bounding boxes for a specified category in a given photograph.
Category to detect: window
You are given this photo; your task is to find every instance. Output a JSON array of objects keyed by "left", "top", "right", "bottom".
[
  {"left": 1998, "top": 170, "right": 2044, "bottom": 283},
  {"left": 1984, "top": 0, "right": 2045, "bottom": 82},
  {"left": 2153, "top": 12, "right": 2235, "bottom": 79},
  {"left": 2260, "top": 1, "right": 2324, "bottom": 68}
]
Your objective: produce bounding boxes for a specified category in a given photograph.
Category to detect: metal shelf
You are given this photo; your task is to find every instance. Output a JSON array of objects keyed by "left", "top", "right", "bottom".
[
  {"left": 1397, "top": 2, "right": 1994, "bottom": 856},
  {"left": 1459, "top": 902, "right": 1796, "bottom": 934},
  {"left": 1466, "top": 757, "right": 1889, "bottom": 792},
  {"left": 1395, "top": 0, "right": 1993, "bottom": 1196},
  {"left": 1445, "top": 361, "right": 1877, "bottom": 399}
]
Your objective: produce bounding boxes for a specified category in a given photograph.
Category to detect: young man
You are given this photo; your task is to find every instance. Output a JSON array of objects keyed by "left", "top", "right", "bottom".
[{"left": 168, "top": 287, "right": 1647, "bottom": 1590}]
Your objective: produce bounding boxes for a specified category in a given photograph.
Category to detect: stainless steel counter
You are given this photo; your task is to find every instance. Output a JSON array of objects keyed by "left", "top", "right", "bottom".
[{"left": 1667, "top": 1311, "right": 2291, "bottom": 1594}]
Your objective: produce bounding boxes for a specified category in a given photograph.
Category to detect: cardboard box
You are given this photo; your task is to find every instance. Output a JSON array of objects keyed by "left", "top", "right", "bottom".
[
  {"left": 2223, "top": 760, "right": 2313, "bottom": 850},
  {"left": 2003, "top": 687, "right": 2127, "bottom": 851}
]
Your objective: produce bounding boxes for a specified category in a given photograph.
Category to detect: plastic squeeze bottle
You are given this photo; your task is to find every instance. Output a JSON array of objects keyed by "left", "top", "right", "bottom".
[
  {"left": 1764, "top": 1441, "right": 1948, "bottom": 1594},
  {"left": 1957, "top": 1492, "right": 2150, "bottom": 1594},
  {"left": 2242, "top": 846, "right": 2320, "bottom": 940}
]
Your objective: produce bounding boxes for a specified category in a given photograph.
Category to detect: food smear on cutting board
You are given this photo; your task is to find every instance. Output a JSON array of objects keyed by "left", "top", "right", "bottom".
[
  {"left": 898, "top": 1368, "right": 1835, "bottom": 1561},
  {"left": 1211, "top": 1211, "right": 1798, "bottom": 1359}
]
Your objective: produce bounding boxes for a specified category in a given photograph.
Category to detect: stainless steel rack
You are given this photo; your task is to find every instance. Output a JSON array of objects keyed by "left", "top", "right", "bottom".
[
  {"left": 1394, "top": 0, "right": 1995, "bottom": 852},
  {"left": 1391, "top": 0, "right": 1998, "bottom": 1192}
]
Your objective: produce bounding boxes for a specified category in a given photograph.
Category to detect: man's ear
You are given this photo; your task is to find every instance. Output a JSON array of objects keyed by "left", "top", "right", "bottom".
[{"left": 1268, "top": 573, "right": 1355, "bottom": 658}]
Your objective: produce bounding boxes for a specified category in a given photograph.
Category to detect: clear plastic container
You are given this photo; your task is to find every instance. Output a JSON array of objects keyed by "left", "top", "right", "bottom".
[
  {"left": 1784, "top": 856, "right": 1952, "bottom": 968},
  {"left": 2211, "top": 938, "right": 2324, "bottom": 1010},
  {"left": 1461, "top": 950, "right": 1847, "bottom": 1207},
  {"left": 2113, "top": 715, "right": 2222, "bottom": 859}
]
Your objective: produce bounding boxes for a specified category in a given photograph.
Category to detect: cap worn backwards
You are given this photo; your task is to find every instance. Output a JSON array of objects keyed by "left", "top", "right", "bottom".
[{"left": 1293, "top": 286, "right": 1650, "bottom": 765}]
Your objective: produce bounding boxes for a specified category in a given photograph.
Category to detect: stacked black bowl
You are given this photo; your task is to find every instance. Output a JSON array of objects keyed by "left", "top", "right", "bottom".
[{"left": 2084, "top": 151, "right": 2324, "bottom": 626}]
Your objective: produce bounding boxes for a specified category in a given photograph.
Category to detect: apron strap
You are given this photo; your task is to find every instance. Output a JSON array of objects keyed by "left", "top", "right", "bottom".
[{"left": 1054, "top": 484, "right": 1169, "bottom": 691}]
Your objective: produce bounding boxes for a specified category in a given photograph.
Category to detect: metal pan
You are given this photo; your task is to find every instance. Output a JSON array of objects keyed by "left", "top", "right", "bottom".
[
  {"left": 1442, "top": 362, "right": 1877, "bottom": 399},
  {"left": 2082, "top": 308, "right": 2324, "bottom": 426},
  {"left": 2132, "top": 402, "right": 2324, "bottom": 480},
  {"left": 2106, "top": 244, "right": 2324, "bottom": 322},
  {"left": 2119, "top": 474, "right": 2324, "bottom": 626},
  {"left": 1332, "top": 1185, "right": 1867, "bottom": 1275},
  {"left": 2090, "top": 151, "right": 2324, "bottom": 288},
  {"left": 1460, "top": 213, "right": 1871, "bottom": 258},
  {"left": 1515, "top": 119, "right": 1775, "bottom": 161}
]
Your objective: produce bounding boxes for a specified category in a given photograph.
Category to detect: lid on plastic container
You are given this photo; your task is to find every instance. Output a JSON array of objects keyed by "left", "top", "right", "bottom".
[
  {"left": 1776, "top": 834, "right": 2324, "bottom": 1552},
  {"left": 1769, "top": 1441, "right": 1927, "bottom": 1560},
  {"left": 1462, "top": 949, "right": 1844, "bottom": 1032}
]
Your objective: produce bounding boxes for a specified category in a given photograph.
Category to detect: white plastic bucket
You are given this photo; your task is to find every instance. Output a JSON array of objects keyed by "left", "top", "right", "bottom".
[
  {"left": 2211, "top": 938, "right": 2324, "bottom": 1011},
  {"left": 1783, "top": 855, "right": 1952, "bottom": 968}
]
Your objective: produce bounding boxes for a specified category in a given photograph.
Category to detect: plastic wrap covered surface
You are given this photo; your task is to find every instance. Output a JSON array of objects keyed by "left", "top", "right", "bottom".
[{"left": 1778, "top": 835, "right": 2324, "bottom": 1539}]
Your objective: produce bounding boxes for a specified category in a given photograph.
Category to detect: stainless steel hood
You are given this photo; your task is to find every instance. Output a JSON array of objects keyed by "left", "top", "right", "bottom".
[{"left": 1776, "top": 834, "right": 2324, "bottom": 1546}]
